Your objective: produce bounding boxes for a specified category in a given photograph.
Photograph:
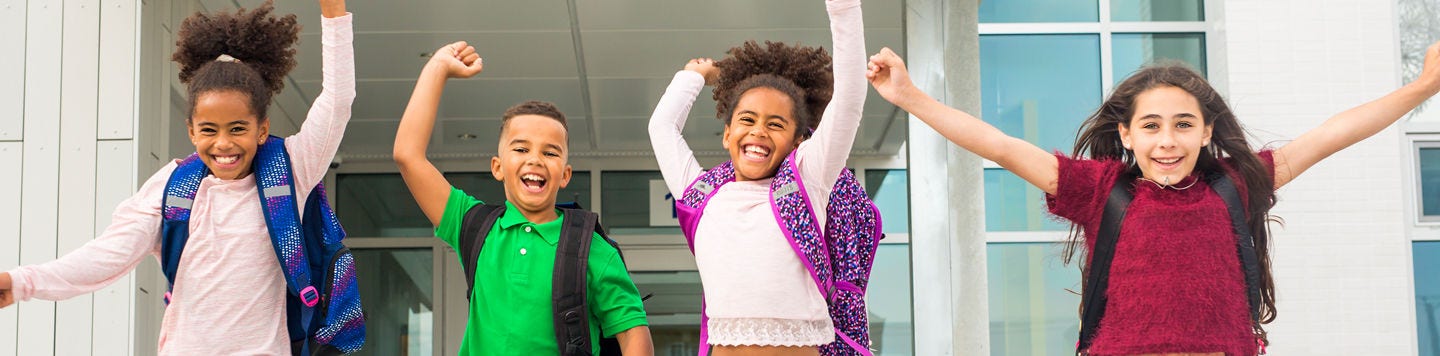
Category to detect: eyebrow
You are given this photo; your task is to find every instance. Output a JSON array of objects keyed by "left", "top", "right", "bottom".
[
  {"left": 193, "top": 120, "right": 252, "bottom": 127},
  {"left": 739, "top": 110, "right": 790, "bottom": 123},
  {"left": 508, "top": 139, "right": 566, "bottom": 153}
]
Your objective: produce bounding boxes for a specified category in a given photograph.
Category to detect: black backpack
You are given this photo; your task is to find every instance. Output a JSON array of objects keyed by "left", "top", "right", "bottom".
[
  {"left": 1076, "top": 173, "right": 1264, "bottom": 355},
  {"left": 457, "top": 203, "right": 626, "bottom": 356}
]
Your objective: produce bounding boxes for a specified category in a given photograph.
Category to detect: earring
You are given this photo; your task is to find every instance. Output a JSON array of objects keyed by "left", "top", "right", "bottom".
[{"left": 1123, "top": 143, "right": 1131, "bottom": 149}]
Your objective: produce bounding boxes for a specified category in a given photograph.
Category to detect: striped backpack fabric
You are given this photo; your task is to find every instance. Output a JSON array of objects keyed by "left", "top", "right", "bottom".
[
  {"left": 675, "top": 151, "right": 883, "bottom": 355},
  {"left": 160, "top": 135, "right": 365, "bottom": 355}
]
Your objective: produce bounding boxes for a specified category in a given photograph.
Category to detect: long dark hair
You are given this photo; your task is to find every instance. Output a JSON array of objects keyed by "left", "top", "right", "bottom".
[{"left": 1065, "top": 63, "right": 1278, "bottom": 340}]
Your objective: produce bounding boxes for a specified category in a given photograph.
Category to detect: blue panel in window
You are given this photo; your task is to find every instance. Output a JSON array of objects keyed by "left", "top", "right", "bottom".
[
  {"left": 868, "top": 244, "right": 914, "bottom": 355},
  {"left": 1113, "top": 33, "right": 1207, "bottom": 84},
  {"left": 987, "top": 242, "right": 1081, "bottom": 355},
  {"left": 980, "top": 34, "right": 1102, "bottom": 154},
  {"left": 984, "top": 168, "right": 1067, "bottom": 232},
  {"left": 1421, "top": 147, "right": 1440, "bottom": 216},
  {"left": 979, "top": 0, "right": 1098, "bottom": 23},
  {"left": 864, "top": 169, "right": 909, "bottom": 234},
  {"left": 1415, "top": 241, "right": 1440, "bottom": 356},
  {"left": 1111, "top": 0, "right": 1205, "bottom": 22}
]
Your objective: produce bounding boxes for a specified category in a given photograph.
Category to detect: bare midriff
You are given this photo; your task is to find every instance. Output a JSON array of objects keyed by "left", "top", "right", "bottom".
[{"left": 710, "top": 345, "right": 821, "bottom": 356}]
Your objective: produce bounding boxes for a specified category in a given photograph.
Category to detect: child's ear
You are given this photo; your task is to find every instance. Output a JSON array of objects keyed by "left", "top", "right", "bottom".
[
  {"left": 258, "top": 118, "right": 270, "bottom": 143},
  {"left": 1203, "top": 123, "right": 1214, "bottom": 146},
  {"left": 491, "top": 156, "right": 503, "bottom": 181},
  {"left": 556, "top": 164, "right": 573, "bottom": 189},
  {"left": 721, "top": 124, "right": 732, "bottom": 150},
  {"left": 1116, "top": 122, "right": 1131, "bottom": 149},
  {"left": 186, "top": 119, "right": 198, "bottom": 144}
]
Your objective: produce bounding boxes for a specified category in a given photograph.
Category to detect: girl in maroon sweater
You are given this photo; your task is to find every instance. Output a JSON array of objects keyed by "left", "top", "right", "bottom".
[{"left": 863, "top": 41, "right": 1440, "bottom": 356}]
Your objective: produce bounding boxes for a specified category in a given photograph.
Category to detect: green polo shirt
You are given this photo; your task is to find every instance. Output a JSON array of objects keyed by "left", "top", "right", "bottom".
[{"left": 434, "top": 187, "right": 648, "bottom": 355}]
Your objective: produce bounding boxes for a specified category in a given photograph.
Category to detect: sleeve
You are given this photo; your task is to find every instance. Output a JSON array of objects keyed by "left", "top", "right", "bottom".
[
  {"left": 586, "top": 239, "right": 649, "bottom": 337},
  {"left": 7, "top": 162, "right": 177, "bottom": 302},
  {"left": 1044, "top": 155, "right": 1124, "bottom": 226},
  {"left": 647, "top": 70, "right": 708, "bottom": 197},
  {"left": 287, "top": 13, "right": 356, "bottom": 197},
  {"left": 795, "top": 0, "right": 867, "bottom": 192},
  {"left": 433, "top": 187, "right": 485, "bottom": 251}
]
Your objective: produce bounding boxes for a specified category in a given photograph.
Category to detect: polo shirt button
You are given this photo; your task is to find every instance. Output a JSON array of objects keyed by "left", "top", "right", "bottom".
[
  {"left": 520, "top": 248, "right": 528, "bottom": 255},
  {"left": 524, "top": 226, "right": 533, "bottom": 233}
]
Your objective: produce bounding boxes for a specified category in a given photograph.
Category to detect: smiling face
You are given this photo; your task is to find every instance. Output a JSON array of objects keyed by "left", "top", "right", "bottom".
[
  {"left": 1118, "top": 85, "right": 1214, "bottom": 185},
  {"left": 722, "top": 87, "right": 804, "bottom": 181},
  {"left": 188, "top": 90, "right": 270, "bottom": 180},
  {"left": 491, "top": 114, "right": 573, "bottom": 220}
]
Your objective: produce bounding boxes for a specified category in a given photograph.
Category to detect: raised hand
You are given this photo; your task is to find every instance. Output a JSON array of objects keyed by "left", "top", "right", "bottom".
[
  {"left": 0, "top": 272, "right": 13, "bottom": 309},
  {"left": 684, "top": 58, "right": 720, "bottom": 86},
  {"left": 429, "top": 41, "right": 484, "bottom": 79},
  {"left": 1417, "top": 40, "right": 1440, "bottom": 94},
  {"left": 866, "top": 47, "right": 918, "bottom": 106},
  {"left": 319, "top": 0, "right": 346, "bottom": 18}
]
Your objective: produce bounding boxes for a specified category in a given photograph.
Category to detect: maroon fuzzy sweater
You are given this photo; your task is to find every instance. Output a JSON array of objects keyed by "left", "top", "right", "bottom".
[{"left": 1046, "top": 151, "right": 1274, "bottom": 356}]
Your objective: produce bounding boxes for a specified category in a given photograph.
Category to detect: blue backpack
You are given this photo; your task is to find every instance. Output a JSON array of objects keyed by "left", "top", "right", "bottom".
[
  {"left": 676, "top": 152, "right": 884, "bottom": 355},
  {"left": 160, "top": 135, "right": 365, "bottom": 355}
]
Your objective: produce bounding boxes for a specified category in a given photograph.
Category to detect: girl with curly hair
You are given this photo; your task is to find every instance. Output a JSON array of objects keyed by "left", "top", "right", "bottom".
[
  {"left": 647, "top": 0, "right": 867, "bottom": 354},
  {"left": 0, "top": 0, "right": 355, "bottom": 353},
  {"left": 865, "top": 36, "right": 1440, "bottom": 355}
]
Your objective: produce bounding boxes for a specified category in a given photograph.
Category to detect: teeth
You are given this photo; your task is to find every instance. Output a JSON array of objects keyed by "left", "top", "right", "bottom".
[
  {"left": 744, "top": 145, "right": 769, "bottom": 156},
  {"left": 215, "top": 155, "right": 238, "bottom": 164},
  {"left": 1155, "top": 157, "right": 1180, "bottom": 164},
  {"left": 521, "top": 173, "right": 545, "bottom": 182}
]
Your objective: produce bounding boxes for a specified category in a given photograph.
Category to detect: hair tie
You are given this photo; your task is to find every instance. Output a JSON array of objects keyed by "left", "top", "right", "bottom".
[{"left": 215, "top": 54, "right": 241, "bottom": 63}]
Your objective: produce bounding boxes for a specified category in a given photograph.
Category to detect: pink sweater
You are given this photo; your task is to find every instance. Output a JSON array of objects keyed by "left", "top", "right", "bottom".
[
  {"left": 647, "top": 0, "right": 865, "bottom": 346},
  {"left": 7, "top": 14, "right": 354, "bottom": 355}
]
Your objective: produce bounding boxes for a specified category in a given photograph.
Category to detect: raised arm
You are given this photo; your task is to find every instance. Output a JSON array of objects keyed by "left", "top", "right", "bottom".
[
  {"left": 394, "top": 42, "right": 484, "bottom": 226},
  {"left": 797, "top": 0, "right": 867, "bottom": 188},
  {"left": 867, "top": 47, "right": 1061, "bottom": 194},
  {"left": 647, "top": 59, "right": 714, "bottom": 197},
  {"left": 1272, "top": 41, "right": 1440, "bottom": 189},
  {"left": 288, "top": 0, "right": 355, "bottom": 191}
]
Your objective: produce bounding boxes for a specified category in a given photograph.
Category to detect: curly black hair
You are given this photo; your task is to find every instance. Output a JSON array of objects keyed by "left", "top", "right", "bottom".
[
  {"left": 172, "top": 0, "right": 299, "bottom": 120},
  {"left": 713, "top": 40, "right": 833, "bottom": 138}
]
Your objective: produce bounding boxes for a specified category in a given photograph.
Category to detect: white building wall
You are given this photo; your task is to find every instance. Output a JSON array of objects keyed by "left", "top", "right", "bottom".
[
  {"left": 1223, "top": 0, "right": 1417, "bottom": 354},
  {"left": 0, "top": 0, "right": 143, "bottom": 355}
]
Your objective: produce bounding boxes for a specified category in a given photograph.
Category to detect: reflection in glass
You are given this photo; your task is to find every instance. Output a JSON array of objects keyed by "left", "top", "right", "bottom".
[
  {"left": 1111, "top": 0, "right": 1204, "bottom": 22},
  {"left": 352, "top": 248, "right": 434, "bottom": 356},
  {"left": 335, "top": 172, "right": 590, "bottom": 237},
  {"left": 1421, "top": 147, "right": 1440, "bottom": 216},
  {"left": 1112, "top": 33, "right": 1206, "bottom": 83},
  {"left": 987, "top": 243, "right": 1081, "bottom": 356},
  {"left": 868, "top": 244, "right": 915, "bottom": 355},
  {"left": 1415, "top": 241, "right": 1440, "bottom": 356},
  {"left": 601, "top": 171, "right": 682, "bottom": 234},
  {"left": 979, "top": 0, "right": 1098, "bottom": 23},
  {"left": 984, "top": 169, "right": 1067, "bottom": 232},
  {"left": 864, "top": 170, "right": 909, "bottom": 234}
]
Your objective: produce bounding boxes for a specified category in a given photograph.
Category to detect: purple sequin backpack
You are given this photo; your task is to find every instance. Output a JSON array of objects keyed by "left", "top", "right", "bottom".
[{"left": 676, "top": 151, "right": 883, "bottom": 355}]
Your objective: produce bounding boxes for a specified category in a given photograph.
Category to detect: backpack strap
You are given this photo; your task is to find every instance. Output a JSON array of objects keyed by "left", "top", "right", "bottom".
[
  {"left": 1207, "top": 174, "right": 1265, "bottom": 342},
  {"left": 459, "top": 203, "right": 506, "bottom": 301},
  {"left": 675, "top": 162, "right": 736, "bottom": 252},
  {"left": 553, "top": 207, "right": 600, "bottom": 356},
  {"left": 252, "top": 136, "right": 327, "bottom": 355},
  {"left": 1077, "top": 178, "right": 1134, "bottom": 354},
  {"left": 159, "top": 154, "right": 209, "bottom": 305}
]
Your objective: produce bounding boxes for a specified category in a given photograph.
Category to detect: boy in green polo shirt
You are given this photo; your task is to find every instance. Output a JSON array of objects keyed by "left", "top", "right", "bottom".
[{"left": 393, "top": 41, "right": 653, "bottom": 355}]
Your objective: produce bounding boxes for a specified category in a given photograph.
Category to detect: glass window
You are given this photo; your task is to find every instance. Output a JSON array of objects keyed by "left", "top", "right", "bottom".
[
  {"left": 1415, "top": 241, "right": 1440, "bottom": 356},
  {"left": 979, "top": 0, "right": 1098, "bottom": 23},
  {"left": 869, "top": 244, "right": 915, "bottom": 355},
  {"left": 1421, "top": 146, "right": 1440, "bottom": 218},
  {"left": 984, "top": 169, "right": 1067, "bottom": 231},
  {"left": 352, "top": 248, "right": 434, "bottom": 356},
  {"left": 1112, "top": 33, "right": 1207, "bottom": 83},
  {"left": 864, "top": 169, "right": 909, "bottom": 234},
  {"left": 987, "top": 242, "right": 1081, "bottom": 356},
  {"left": 335, "top": 172, "right": 592, "bottom": 237},
  {"left": 1111, "top": 0, "right": 1205, "bottom": 22},
  {"left": 600, "top": 171, "right": 682, "bottom": 234},
  {"left": 980, "top": 34, "right": 1101, "bottom": 232}
]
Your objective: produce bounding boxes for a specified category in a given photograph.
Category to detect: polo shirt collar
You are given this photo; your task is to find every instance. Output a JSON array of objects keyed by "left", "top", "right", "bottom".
[{"left": 496, "top": 201, "right": 565, "bottom": 246}]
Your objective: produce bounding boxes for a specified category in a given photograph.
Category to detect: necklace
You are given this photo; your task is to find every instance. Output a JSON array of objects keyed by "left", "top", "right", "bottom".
[{"left": 1136, "top": 176, "right": 1199, "bottom": 190}]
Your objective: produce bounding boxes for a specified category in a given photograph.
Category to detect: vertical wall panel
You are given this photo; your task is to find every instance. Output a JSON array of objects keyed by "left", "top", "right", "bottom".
[
  {"left": 18, "top": 0, "right": 63, "bottom": 354},
  {"left": 54, "top": 0, "right": 102, "bottom": 353},
  {"left": 0, "top": 0, "right": 24, "bottom": 141},
  {"left": 0, "top": 143, "right": 21, "bottom": 356},
  {"left": 98, "top": 0, "right": 137, "bottom": 140},
  {"left": 92, "top": 141, "right": 136, "bottom": 355}
]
